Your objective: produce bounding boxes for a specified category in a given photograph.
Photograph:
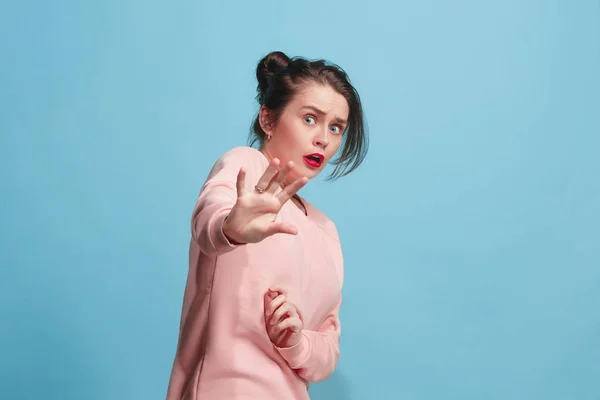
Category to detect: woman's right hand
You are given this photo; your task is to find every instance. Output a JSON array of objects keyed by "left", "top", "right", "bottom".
[{"left": 222, "top": 158, "right": 308, "bottom": 244}]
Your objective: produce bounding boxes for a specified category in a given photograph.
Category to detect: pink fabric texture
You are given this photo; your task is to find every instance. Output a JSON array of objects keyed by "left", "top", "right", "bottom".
[{"left": 166, "top": 146, "right": 344, "bottom": 400}]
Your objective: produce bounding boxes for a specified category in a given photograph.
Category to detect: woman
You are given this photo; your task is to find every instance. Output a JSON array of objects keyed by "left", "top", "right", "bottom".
[{"left": 166, "top": 51, "right": 368, "bottom": 400}]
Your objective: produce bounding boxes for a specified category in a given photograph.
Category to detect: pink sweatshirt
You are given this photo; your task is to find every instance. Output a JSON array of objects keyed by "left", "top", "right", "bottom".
[{"left": 166, "top": 146, "right": 344, "bottom": 400}]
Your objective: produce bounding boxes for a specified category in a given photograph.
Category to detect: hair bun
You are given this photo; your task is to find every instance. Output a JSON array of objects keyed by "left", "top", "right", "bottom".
[{"left": 256, "top": 51, "right": 290, "bottom": 103}]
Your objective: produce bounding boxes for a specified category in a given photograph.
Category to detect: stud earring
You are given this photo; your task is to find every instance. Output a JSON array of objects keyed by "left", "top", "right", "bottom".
[{"left": 266, "top": 132, "right": 272, "bottom": 141}]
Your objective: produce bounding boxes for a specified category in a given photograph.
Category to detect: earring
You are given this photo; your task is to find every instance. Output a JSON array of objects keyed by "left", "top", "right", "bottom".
[{"left": 266, "top": 132, "right": 272, "bottom": 141}]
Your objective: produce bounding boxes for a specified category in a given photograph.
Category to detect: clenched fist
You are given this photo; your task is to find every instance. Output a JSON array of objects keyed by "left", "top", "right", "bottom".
[{"left": 264, "top": 288, "right": 303, "bottom": 349}]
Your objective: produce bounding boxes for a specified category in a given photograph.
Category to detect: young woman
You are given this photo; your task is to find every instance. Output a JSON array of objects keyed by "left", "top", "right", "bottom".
[{"left": 166, "top": 51, "right": 368, "bottom": 400}]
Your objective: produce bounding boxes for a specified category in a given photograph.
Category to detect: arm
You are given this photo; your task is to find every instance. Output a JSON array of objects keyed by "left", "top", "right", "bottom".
[
  {"left": 191, "top": 147, "right": 262, "bottom": 257},
  {"left": 192, "top": 179, "right": 240, "bottom": 257},
  {"left": 276, "top": 297, "right": 342, "bottom": 382}
]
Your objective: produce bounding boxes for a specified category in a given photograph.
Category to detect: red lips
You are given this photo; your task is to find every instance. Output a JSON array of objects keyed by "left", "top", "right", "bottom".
[{"left": 303, "top": 153, "right": 324, "bottom": 168}]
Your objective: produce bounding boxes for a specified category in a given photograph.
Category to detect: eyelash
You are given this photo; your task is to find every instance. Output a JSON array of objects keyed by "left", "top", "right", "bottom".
[{"left": 303, "top": 115, "right": 343, "bottom": 135}]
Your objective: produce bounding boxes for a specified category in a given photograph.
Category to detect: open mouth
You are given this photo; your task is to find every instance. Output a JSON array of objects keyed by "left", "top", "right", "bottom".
[{"left": 303, "top": 153, "right": 324, "bottom": 168}]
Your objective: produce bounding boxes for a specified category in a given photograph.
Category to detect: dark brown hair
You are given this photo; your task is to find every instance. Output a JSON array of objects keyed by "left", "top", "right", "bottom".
[{"left": 249, "top": 51, "right": 368, "bottom": 180}]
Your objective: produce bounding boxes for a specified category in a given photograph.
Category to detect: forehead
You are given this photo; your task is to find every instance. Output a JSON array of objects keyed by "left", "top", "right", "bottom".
[{"left": 289, "top": 83, "right": 349, "bottom": 117}]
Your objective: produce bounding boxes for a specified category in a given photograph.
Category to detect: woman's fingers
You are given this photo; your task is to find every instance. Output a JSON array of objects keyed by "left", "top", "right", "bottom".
[
  {"left": 263, "top": 289, "right": 302, "bottom": 346},
  {"left": 270, "top": 303, "right": 295, "bottom": 326},
  {"left": 268, "top": 287, "right": 287, "bottom": 297},
  {"left": 265, "top": 221, "right": 298, "bottom": 237},
  {"left": 265, "top": 294, "right": 286, "bottom": 317},
  {"left": 272, "top": 316, "right": 302, "bottom": 337},
  {"left": 276, "top": 176, "right": 309, "bottom": 203},
  {"left": 254, "top": 159, "right": 307, "bottom": 199},
  {"left": 235, "top": 168, "right": 247, "bottom": 198},
  {"left": 231, "top": 159, "right": 308, "bottom": 244},
  {"left": 255, "top": 158, "right": 281, "bottom": 193},
  {"left": 267, "top": 161, "right": 294, "bottom": 194}
]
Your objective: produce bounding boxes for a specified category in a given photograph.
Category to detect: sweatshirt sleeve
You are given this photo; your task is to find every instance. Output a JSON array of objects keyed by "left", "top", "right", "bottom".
[
  {"left": 275, "top": 297, "right": 342, "bottom": 382},
  {"left": 191, "top": 146, "right": 267, "bottom": 257}
]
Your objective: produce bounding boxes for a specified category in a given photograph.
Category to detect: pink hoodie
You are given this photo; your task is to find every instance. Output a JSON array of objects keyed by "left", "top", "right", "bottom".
[{"left": 166, "top": 146, "right": 344, "bottom": 400}]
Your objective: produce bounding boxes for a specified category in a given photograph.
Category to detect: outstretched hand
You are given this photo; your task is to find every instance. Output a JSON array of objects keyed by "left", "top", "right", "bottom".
[{"left": 223, "top": 158, "right": 308, "bottom": 245}]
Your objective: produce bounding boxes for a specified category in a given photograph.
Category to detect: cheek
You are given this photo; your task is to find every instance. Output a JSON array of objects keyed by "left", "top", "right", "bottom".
[
  {"left": 326, "top": 138, "right": 343, "bottom": 158},
  {"left": 277, "top": 119, "right": 297, "bottom": 140},
  {"left": 279, "top": 121, "right": 307, "bottom": 147}
]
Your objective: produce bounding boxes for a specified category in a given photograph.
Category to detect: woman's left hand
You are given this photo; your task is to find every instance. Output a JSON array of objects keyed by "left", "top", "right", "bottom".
[{"left": 264, "top": 288, "right": 303, "bottom": 349}]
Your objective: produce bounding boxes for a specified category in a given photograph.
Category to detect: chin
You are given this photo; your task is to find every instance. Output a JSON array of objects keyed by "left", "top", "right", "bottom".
[
  {"left": 304, "top": 169, "right": 322, "bottom": 180},
  {"left": 297, "top": 160, "right": 325, "bottom": 179}
]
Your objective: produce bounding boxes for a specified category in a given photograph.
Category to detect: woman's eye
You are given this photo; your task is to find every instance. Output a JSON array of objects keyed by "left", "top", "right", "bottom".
[
  {"left": 304, "top": 116, "right": 316, "bottom": 124},
  {"left": 330, "top": 125, "right": 341, "bottom": 134}
]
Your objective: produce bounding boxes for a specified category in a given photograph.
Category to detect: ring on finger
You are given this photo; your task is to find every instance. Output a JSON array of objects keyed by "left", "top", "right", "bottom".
[{"left": 255, "top": 185, "right": 265, "bottom": 194}]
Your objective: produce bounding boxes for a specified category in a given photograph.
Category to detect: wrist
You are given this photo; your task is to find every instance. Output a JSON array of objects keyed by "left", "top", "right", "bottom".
[
  {"left": 287, "top": 336, "right": 302, "bottom": 349},
  {"left": 222, "top": 216, "right": 244, "bottom": 245},
  {"left": 275, "top": 332, "right": 310, "bottom": 369}
]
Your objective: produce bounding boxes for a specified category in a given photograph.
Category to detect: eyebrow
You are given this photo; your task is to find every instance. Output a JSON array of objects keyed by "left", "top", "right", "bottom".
[{"left": 301, "top": 105, "right": 348, "bottom": 125}]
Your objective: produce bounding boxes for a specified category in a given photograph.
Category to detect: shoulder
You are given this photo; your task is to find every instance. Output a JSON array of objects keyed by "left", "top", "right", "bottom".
[
  {"left": 206, "top": 146, "right": 269, "bottom": 181},
  {"left": 217, "top": 146, "right": 268, "bottom": 168}
]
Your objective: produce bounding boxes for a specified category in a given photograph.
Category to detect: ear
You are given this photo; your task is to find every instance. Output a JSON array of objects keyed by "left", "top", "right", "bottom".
[{"left": 259, "top": 106, "right": 273, "bottom": 133}]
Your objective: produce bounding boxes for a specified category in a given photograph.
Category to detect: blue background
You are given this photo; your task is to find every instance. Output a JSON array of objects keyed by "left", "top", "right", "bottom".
[{"left": 1, "top": 0, "right": 599, "bottom": 399}]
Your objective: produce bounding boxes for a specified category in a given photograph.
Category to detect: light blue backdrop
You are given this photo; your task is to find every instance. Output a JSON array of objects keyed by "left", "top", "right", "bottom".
[{"left": 1, "top": 0, "right": 599, "bottom": 399}]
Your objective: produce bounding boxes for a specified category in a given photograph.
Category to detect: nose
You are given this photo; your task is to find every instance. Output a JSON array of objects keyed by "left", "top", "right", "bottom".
[{"left": 313, "top": 127, "right": 329, "bottom": 149}]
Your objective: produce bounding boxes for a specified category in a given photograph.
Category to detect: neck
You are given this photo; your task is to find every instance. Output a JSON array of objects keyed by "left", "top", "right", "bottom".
[{"left": 259, "top": 146, "right": 272, "bottom": 163}]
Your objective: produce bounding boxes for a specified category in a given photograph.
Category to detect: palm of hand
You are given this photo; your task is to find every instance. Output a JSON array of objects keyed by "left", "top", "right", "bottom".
[
  {"left": 228, "top": 194, "right": 284, "bottom": 243},
  {"left": 223, "top": 158, "right": 308, "bottom": 244}
]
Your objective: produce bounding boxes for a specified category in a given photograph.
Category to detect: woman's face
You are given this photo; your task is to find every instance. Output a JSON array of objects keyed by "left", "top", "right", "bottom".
[{"left": 260, "top": 82, "right": 349, "bottom": 184}]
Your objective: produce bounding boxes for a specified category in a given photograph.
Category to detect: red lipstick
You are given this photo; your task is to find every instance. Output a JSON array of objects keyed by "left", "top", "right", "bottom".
[{"left": 303, "top": 153, "right": 324, "bottom": 168}]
